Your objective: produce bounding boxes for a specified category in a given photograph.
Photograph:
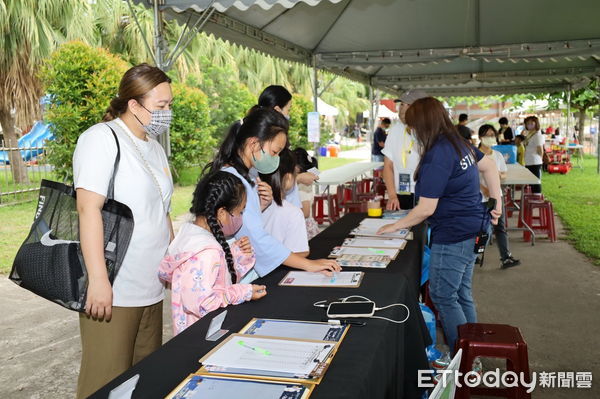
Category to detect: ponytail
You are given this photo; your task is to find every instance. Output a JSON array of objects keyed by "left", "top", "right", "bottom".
[
  {"left": 103, "top": 63, "right": 171, "bottom": 121},
  {"left": 206, "top": 108, "right": 289, "bottom": 184}
]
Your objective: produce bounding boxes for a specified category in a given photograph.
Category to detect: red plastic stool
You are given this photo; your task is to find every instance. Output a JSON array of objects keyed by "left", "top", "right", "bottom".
[
  {"left": 337, "top": 184, "right": 355, "bottom": 203},
  {"left": 517, "top": 194, "right": 544, "bottom": 228},
  {"left": 342, "top": 201, "right": 367, "bottom": 214},
  {"left": 312, "top": 194, "right": 329, "bottom": 225},
  {"left": 523, "top": 200, "right": 556, "bottom": 242},
  {"left": 327, "top": 193, "right": 341, "bottom": 223},
  {"left": 374, "top": 183, "right": 386, "bottom": 197},
  {"left": 373, "top": 169, "right": 383, "bottom": 178},
  {"left": 359, "top": 178, "right": 373, "bottom": 194},
  {"left": 456, "top": 323, "right": 531, "bottom": 399},
  {"left": 504, "top": 187, "right": 516, "bottom": 218}
]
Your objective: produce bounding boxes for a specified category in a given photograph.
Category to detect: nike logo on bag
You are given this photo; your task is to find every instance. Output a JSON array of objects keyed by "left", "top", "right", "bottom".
[{"left": 40, "top": 230, "right": 80, "bottom": 247}]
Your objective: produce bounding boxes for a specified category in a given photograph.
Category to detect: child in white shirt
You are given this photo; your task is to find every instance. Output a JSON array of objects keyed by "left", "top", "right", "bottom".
[{"left": 260, "top": 149, "right": 310, "bottom": 256}]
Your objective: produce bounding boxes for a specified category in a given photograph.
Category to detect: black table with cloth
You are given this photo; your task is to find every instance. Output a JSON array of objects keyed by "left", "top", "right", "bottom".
[{"left": 92, "top": 214, "right": 432, "bottom": 399}]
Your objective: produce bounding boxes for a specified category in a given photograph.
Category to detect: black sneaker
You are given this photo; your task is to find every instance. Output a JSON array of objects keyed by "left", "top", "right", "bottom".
[{"left": 501, "top": 257, "right": 521, "bottom": 269}]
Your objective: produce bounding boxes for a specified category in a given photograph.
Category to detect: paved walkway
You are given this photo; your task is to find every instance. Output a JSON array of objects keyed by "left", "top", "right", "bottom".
[{"left": 0, "top": 214, "right": 598, "bottom": 398}]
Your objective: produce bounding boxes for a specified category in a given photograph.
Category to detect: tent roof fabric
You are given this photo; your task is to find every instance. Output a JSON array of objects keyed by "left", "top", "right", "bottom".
[
  {"left": 136, "top": 0, "right": 600, "bottom": 96},
  {"left": 315, "top": 97, "right": 339, "bottom": 116}
]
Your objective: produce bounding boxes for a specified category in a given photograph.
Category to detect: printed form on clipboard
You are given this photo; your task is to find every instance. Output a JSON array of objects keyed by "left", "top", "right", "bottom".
[
  {"left": 350, "top": 225, "right": 412, "bottom": 240},
  {"left": 342, "top": 237, "right": 407, "bottom": 250},
  {"left": 165, "top": 374, "right": 313, "bottom": 399},
  {"left": 198, "top": 334, "right": 337, "bottom": 384},
  {"left": 279, "top": 271, "right": 363, "bottom": 288},
  {"left": 336, "top": 254, "right": 391, "bottom": 268},
  {"left": 239, "top": 318, "right": 349, "bottom": 342},
  {"left": 329, "top": 245, "right": 400, "bottom": 259}
]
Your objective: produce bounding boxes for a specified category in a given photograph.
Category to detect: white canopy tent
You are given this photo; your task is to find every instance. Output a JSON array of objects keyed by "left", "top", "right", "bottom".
[
  {"left": 363, "top": 104, "right": 397, "bottom": 120},
  {"left": 314, "top": 97, "right": 339, "bottom": 117},
  {"left": 130, "top": 0, "right": 600, "bottom": 168},
  {"left": 131, "top": 0, "right": 600, "bottom": 97}
]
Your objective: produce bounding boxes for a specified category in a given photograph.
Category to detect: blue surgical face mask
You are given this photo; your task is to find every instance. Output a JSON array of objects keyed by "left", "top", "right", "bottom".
[{"left": 252, "top": 148, "right": 280, "bottom": 174}]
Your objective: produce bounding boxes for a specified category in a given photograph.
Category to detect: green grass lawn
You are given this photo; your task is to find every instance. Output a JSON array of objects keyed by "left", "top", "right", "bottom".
[
  {"left": 543, "top": 155, "right": 600, "bottom": 265},
  {"left": 0, "top": 202, "right": 35, "bottom": 274}
]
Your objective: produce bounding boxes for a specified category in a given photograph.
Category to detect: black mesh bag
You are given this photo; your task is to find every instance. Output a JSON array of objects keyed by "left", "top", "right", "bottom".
[{"left": 9, "top": 126, "right": 134, "bottom": 311}]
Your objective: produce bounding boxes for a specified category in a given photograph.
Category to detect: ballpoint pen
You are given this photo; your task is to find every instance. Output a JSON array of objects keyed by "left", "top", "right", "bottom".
[{"left": 237, "top": 340, "right": 271, "bottom": 355}]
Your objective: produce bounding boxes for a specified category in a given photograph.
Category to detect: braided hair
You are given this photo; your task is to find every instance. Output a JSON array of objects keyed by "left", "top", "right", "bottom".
[{"left": 191, "top": 171, "right": 246, "bottom": 284}]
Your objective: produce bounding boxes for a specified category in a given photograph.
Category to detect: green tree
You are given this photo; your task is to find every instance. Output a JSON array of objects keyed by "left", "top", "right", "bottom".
[
  {"left": 288, "top": 94, "right": 313, "bottom": 149},
  {"left": 185, "top": 57, "right": 255, "bottom": 142},
  {"left": 40, "top": 41, "right": 129, "bottom": 181},
  {"left": 169, "top": 83, "right": 216, "bottom": 179},
  {"left": 0, "top": 0, "right": 95, "bottom": 183}
]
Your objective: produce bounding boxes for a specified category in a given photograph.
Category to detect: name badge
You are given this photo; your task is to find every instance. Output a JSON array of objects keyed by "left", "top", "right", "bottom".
[{"left": 398, "top": 173, "right": 411, "bottom": 194}]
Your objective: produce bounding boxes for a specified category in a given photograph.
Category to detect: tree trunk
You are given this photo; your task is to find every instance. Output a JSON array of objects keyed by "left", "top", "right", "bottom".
[
  {"left": 0, "top": 107, "right": 30, "bottom": 184},
  {"left": 577, "top": 110, "right": 586, "bottom": 144}
]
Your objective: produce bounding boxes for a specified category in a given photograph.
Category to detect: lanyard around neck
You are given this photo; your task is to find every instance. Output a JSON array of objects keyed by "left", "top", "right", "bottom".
[{"left": 401, "top": 128, "right": 414, "bottom": 168}]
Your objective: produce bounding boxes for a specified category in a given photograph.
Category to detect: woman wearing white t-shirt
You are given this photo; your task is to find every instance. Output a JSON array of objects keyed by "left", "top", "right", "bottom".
[
  {"left": 73, "top": 64, "right": 174, "bottom": 398},
  {"left": 523, "top": 116, "right": 544, "bottom": 193},
  {"left": 478, "top": 125, "right": 520, "bottom": 269}
]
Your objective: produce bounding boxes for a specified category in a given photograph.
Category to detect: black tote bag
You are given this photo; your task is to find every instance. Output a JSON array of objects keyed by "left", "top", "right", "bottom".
[{"left": 9, "top": 126, "right": 134, "bottom": 311}]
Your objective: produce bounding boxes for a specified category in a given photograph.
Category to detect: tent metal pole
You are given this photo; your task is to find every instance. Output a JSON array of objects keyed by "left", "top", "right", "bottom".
[
  {"left": 312, "top": 55, "right": 319, "bottom": 159},
  {"left": 153, "top": 0, "right": 170, "bottom": 155},
  {"left": 566, "top": 84, "right": 571, "bottom": 143},
  {"left": 597, "top": 76, "right": 600, "bottom": 174},
  {"left": 153, "top": 0, "right": 164, "bottom": 70},
  {"left": 126, "top": 0, "right": 155, "bottom": 63}
]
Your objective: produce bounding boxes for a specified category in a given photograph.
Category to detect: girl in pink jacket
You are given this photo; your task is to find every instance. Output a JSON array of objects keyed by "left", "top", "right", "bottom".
[{"left": 159, "top": 171, "right": 267, "bottom": 335}]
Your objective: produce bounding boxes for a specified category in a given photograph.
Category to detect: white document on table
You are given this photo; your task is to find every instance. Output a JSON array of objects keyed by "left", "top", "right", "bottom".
[
  {"left": 241, "top": 319, "right": 347, "bottom": 342},
  {"left": 201, "top": 335, "right": 334, "bottom": 377},
  {"left": 329, "top": 246, "right": 399, "bottom": 258},
  {"left": 167, "top": 375, "right": 310, "bottom": 399},
  {"left": 351, "top": 225, "right": 411, "bottom": 239},
  {"left": 358, "top": 218, "right": 403, "bottom": 229},
  {"left": 279, "top": 271, "right": 363, "bottom": 287},
  {"left": 342, "top": 237, "right": 407, "bottom": 249}
]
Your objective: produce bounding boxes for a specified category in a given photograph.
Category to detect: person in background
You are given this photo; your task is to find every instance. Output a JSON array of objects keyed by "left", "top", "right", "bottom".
[
  {"left": 73, "top": 64, "right": 174, "bottom": 398},
  {"left": 260, "top": 149, "right": 310, "bottom": 256},
  {"left": 207, "top": 108, "right": 340, "bottom": 282},
  {"left": 382, "top": 90, "right": 428, "bottom": 210},
  {"left": 377, "top": 97, "right": 502, "bottom": 352},
  {"left": 523, "top": 116, "right": 544, "bottom": 193},
  {"left": 239, "top": 85, "right": 317, "bottom": 208},
  {"left": 371, "top": 117, "right": 391, "bottom": 162},
  {"left": 456, "top": 113, "right": 473, "bottom": 142},
  {"left": 514, "top": 134, "right": 526, "bottom": 166},
  {"left": 498, "top": 117, "right": 514, "bottom": 144},
  {"left": 158, "top": 171, "right": 266, "bottom": 336},
  {"left": 478, "top": 125, "right": 521, "bottom": 269},
  {"left": 292, "top": 147, "right": 320, "bottom": 239}
]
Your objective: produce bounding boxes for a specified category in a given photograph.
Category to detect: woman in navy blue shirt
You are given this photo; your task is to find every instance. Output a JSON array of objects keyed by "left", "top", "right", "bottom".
[{"left": 378, "top": 97, "right": 502, "bottom": 352}]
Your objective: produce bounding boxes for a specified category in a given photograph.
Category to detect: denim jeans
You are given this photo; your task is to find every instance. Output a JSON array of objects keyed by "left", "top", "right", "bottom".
[
  {"left": 429, "top": 237, "right": 478, "bottom": 352},
  {"left": 371, "top": 154, "right": 384, "bottom": 162}
]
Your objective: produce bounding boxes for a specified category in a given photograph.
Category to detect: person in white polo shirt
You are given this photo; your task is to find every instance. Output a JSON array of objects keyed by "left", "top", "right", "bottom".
[{"left": 381, "top": 90, "right": 428, "bottom": 210}]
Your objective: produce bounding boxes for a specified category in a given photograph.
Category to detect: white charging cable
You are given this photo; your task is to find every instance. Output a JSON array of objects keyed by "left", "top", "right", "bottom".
[{"left": 313, "top": 295, "right": 410, "bottom": 324}]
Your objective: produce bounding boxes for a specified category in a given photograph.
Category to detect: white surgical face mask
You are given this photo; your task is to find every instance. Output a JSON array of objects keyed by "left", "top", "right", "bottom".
[
  {"left": 481, "top": 137, "right": 497, "bottom": 147},
  {"left": 526, "top": 123, "right": 536, "bottom": 131}
]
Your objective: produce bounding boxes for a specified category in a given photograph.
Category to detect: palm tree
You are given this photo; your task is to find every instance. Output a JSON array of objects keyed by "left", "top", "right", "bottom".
[{"left": 0, "top": 0, "right": 94, "bottom": 183}]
